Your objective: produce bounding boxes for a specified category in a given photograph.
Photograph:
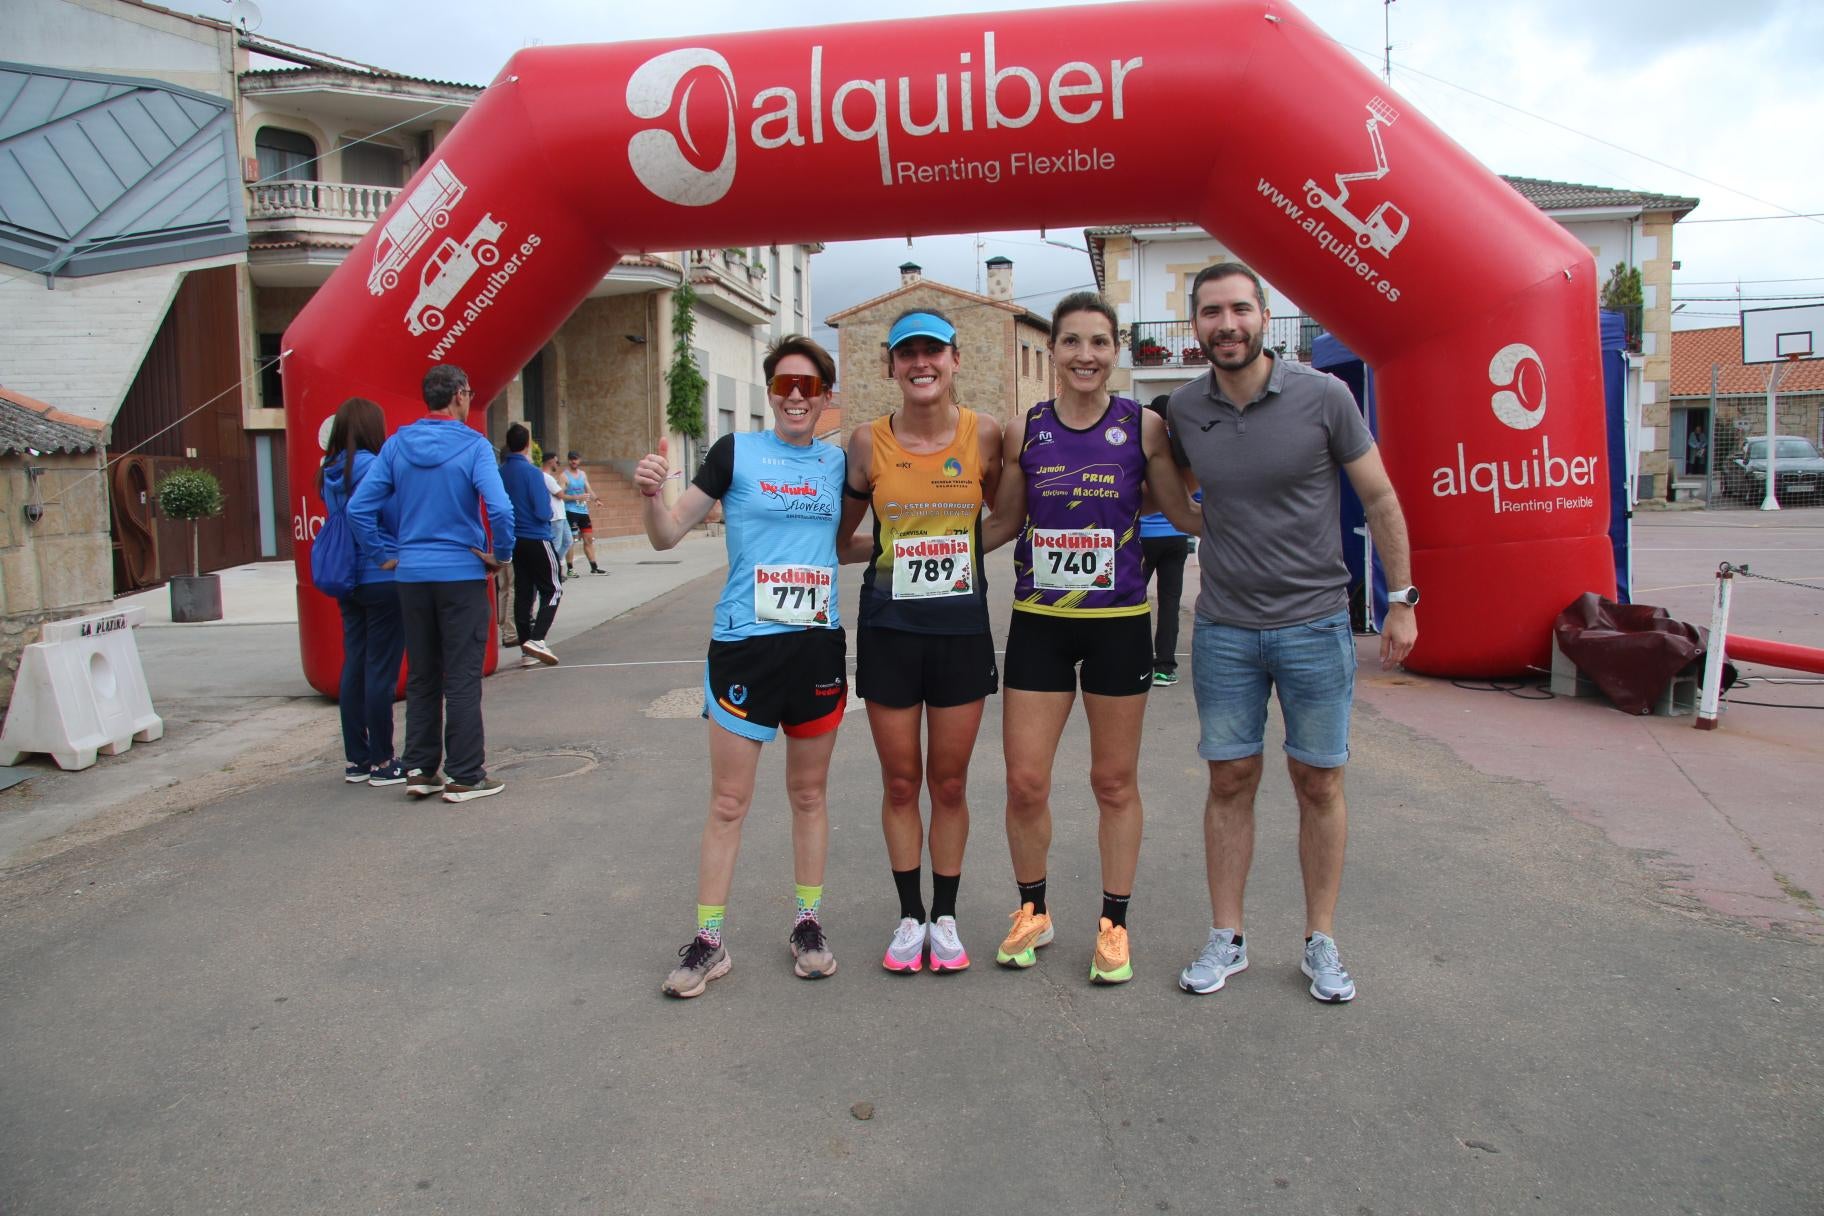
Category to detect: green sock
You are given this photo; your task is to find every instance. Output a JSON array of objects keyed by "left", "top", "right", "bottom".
[
  {"left": 696, "top": 904, "right": 726, "bottom": 946},
  {"left": 794, "top": 883, "right": 823, "bottom": 923}
]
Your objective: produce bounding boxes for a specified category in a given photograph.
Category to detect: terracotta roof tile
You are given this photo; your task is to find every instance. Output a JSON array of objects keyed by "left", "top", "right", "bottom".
[{"left": 0, "top": 385, "right": 106, "bottom": 455}]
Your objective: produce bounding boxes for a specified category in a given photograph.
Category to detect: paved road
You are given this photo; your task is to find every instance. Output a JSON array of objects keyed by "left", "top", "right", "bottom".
[{"left": 2, "top": 549, "right": 1820, "bottom": 1214}]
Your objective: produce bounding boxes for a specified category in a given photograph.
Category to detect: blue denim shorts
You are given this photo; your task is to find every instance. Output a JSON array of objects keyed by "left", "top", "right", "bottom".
[{"left": 1191, "top": 610, "right": 1357, "bottom": 768}]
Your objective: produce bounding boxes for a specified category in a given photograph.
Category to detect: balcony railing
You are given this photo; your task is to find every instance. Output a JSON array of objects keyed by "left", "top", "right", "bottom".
[
  {"left": 247, "top": 181, "right": 402, "bottom": 222},
  {"left": 1129, "top": 315, "right": 1320, "bottom": 367}
]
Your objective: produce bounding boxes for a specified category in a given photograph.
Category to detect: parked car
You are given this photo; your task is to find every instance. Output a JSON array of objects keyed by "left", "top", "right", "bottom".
[{"left": 1726, "top": 435, "right": 1824, "bottom": 503}]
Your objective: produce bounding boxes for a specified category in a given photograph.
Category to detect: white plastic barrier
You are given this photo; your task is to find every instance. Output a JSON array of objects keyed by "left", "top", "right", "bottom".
[{"left": 0, "top": 606, "right": 164, "bottom": 770}]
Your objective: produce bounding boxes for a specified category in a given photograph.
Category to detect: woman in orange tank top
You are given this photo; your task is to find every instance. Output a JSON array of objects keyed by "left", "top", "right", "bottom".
[{"left": 838, "top": 309, "right": 1005, "bottom": 975}]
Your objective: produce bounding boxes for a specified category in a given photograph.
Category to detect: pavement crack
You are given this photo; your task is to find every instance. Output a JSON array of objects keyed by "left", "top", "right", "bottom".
[
  {"left": 1644, "top": 729, "right": 1824, "bottom": 927},
  {"left": 1029, "top": 961, "right": 1133, "bottom": 1212}
]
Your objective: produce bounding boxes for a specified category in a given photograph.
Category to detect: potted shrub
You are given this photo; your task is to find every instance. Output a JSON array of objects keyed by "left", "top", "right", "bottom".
[
  {"left": 1134, "top": 340, "right": 1170, "bottom": 366},
  {"left": 156, "top": 467, "right": 225, "bottom": 622}
]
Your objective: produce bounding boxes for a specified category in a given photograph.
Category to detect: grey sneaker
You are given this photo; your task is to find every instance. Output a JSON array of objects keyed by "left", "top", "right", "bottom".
[
  {"left": 441, "top": 777, "right": 504, "bottom": 803},
  {"left": 404, "top": 769, "right": 445, "bottom": 797},
  {"left": 927, "top": 916, "right": 970, "bottom": 973},
  {"left": 662, "top": 935, "right": 730, "bottom": 998},
  {"left": 1179, "top": 927, "right": 1248, "bottom": 994},
  {"left": 1302, "top": 931, "right": 1356, "bottom": 1003},
  {"left": 789, "top": 917, "right": 838, "bottom": 979}
]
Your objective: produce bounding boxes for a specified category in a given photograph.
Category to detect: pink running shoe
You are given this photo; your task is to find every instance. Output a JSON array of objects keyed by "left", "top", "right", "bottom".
[
  {"left": 927, "top": 916, "right": 970, "bottom": 972},
  {"left": 882, "top": 917, "right": 926, "bottom": 972}
]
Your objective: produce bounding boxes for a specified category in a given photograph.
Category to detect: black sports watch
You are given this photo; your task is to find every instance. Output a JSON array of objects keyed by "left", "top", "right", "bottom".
[{"left": 1386, "top": 585, "right": 1420, "bottom": 607}]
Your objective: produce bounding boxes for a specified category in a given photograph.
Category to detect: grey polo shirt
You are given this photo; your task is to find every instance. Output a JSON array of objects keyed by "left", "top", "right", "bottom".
[{"left": 1168, "top": 352, "right": 1373, "bottom": 629}]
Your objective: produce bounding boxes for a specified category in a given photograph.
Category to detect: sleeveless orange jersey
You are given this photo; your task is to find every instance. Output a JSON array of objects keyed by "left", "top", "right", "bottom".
[{"left": 859, "top": 407, "right": 991, "bottom": 635}]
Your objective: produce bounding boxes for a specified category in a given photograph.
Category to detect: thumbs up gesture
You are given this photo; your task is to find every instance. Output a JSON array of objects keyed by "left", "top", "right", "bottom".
[{"left": 634, "top": 437, "right": 671, "bottom": 500}]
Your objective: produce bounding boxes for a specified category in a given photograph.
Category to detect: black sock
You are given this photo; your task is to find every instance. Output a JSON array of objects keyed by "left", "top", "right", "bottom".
[
  {"left": 1101, "top": 891, "right": 1131, "bottom": 928},
  {"left": 1017, "top": 877, "right": 1047, "bottom": 916},
  {"left": 892, "top": 868, "right": 925, "bottom": 922},
  {"left": 931, "top": 872, "right": 961, "bottom": 920}
]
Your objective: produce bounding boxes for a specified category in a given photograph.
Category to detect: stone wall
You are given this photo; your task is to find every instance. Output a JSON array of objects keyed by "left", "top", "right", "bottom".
[
  {"left": 0, "top": 451, "right": 114, "bottom": 708},
  {"left": 835, "top": 285, "right": 1036, "bottom": 434},
  {"left": 550, "top": 295, "right": 661, "bottom": 466}
]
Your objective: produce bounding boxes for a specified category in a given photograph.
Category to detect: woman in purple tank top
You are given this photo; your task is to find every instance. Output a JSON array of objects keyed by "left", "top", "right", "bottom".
[{"left": 981, "top": 292, "right": 1201, "bottom": 984}]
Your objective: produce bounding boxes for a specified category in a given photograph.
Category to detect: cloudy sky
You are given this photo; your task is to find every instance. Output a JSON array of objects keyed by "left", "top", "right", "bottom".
[{"left": 188, "top": 0, "right": 1822, "bottom": 344}]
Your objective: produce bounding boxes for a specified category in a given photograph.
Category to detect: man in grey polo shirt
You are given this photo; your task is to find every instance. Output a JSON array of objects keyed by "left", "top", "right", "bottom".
[{"left": 1167, "top": 262, "right": 1417, "bottom": 1004}]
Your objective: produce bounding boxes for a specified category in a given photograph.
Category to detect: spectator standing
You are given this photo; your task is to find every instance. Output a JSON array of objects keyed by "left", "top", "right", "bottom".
[
  {"left": 1140, "top": 394, "right": 1194, "bottom": 688},
  {"left": 500, "top": 423, "right": 563, "bottom": 666},
  {"left": 347, "top": 365, "right": 515, "bottom": 804},
  {"left": 319, "top": 397, "right": 406, "bottom": 785},
  {"left": 543, "top": 453, "right": 572, "bottom": 577}
]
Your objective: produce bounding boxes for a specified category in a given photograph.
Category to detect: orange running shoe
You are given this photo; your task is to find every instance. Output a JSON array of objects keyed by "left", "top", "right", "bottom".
[
  {"left": 995, "top": 902, "right": 1054, "bottom": 968},
  {"left": 1090, "top": 917, "right": 1132, "bottom": 984}
]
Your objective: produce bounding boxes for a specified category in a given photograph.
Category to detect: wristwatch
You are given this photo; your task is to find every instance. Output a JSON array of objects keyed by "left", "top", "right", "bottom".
[{"left": 1386, "top": 585, "right": 1420, "bottom": 607}]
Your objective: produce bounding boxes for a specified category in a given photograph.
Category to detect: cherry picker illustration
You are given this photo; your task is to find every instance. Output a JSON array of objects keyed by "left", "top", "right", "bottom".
[{"left": 1303, "top": 96, "right": 1410, "bottom": 256}]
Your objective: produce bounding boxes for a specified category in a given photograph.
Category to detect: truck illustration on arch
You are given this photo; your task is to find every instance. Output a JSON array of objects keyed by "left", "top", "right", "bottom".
[
  {"left": 1302, "top": 96, "right": 1410, "bottom": 256},
  {"left": 404, "top": 213, "right": 506, "bottom": 336},
  {"left": 367, "top": 162, "right": 465, "bottom": 295}
]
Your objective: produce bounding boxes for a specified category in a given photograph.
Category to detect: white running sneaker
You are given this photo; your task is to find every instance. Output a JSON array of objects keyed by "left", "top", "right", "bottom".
[
  {"left": 881, "top": 917, "right": 927, "bottom": 973},
  {"left": 521, "top": 639, "right": 558, "bottom": 666},
  {"left": 927, "top": 915, "right": 970, "bottom": 972}
]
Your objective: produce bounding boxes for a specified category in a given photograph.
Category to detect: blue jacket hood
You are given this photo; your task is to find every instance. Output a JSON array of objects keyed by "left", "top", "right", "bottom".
[{"left": 343, "top": 417, "right": 515, "bottom": 583}]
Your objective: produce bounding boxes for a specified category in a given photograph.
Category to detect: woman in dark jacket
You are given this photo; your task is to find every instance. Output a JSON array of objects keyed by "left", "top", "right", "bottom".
[{"left": 319, "top": 397, "right": 405, "bottom": 784}]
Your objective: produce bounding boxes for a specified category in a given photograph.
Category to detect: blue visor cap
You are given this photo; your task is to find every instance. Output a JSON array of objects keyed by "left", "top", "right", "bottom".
[{"left": 887, "top": 312, "right": 957, "bottom": 350}]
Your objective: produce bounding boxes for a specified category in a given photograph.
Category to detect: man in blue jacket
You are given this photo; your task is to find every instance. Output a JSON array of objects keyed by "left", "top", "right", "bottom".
[
  {"left": 500, "top": 422, "right": 563, "bottom": 667},
  {"left": 347, "top": 364, "right": 515, "bottom": 804}
]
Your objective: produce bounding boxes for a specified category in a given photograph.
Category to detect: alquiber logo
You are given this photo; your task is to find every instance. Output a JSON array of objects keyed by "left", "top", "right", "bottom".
[
  {"left": 625, "top": 33, "right": 1144, "bottom": 202},
  {"left": 626, "top": 49, "right": 738, "bottom": 207},
  {"left": 1489, "top": 342, "right": 1546, "bottom": 430},
  {"left": 1431, "top": 341, "right": 1600, "bottom": 514}
]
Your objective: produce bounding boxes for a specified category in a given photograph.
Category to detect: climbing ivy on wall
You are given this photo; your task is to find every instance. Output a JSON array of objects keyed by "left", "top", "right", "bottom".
[{"left": 665, "top": 282, "right": 707, "bottom": 441}]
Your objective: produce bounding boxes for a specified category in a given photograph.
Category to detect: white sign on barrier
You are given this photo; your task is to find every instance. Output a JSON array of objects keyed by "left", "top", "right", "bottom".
[{"left": 0, "top": 605, "right": 164, "bottom": 771}]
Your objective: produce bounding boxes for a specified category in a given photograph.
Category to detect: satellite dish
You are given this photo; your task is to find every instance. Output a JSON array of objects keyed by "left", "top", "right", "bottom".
[{"left": 228, "top": 0, "right": 263, "bottom": 33}]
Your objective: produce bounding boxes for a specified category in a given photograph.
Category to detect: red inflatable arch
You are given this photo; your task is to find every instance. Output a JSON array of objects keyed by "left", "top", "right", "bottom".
[{"left": 284, "top": 0, "right": 1614, "bottom": 695}]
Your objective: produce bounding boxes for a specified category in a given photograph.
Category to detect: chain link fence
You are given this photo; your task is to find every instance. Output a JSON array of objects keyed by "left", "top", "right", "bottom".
[{"left": 1684, "top": 391, "right": 1824, "bottom": 510}]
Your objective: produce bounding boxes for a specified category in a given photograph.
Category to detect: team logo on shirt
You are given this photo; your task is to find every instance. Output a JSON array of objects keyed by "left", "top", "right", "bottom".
[
  {"left": 1104, "top": 426, "right": 1129, "bottom": 446},
  {"left": 728, "top": 683, "right": 748, "bottom": 706},
  {"left": 942, "top": 457, "right": 964, "bottom": 477}
]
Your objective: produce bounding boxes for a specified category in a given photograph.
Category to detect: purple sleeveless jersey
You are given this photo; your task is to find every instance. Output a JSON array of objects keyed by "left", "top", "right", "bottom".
[{"left": 1012, "top": 396, "right": 1150, "bottom": 618}]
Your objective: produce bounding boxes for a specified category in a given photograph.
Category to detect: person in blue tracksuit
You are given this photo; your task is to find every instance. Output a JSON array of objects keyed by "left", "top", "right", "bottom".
[
  {"left": 347, "top": 364, "right": 514, "bottom": 804},
  {"left": 499, "top": 423, "right": 563, "bottom": 667},
  {"left": 319, "top": 396, "right": 405, "bottom": 785},
  {"left": 1141, "top": 395, "right": 1195, "bottom": 687}
]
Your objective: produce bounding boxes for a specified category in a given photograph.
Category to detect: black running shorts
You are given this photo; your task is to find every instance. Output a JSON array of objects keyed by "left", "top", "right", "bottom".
[
  {"left": 703, "top": 627, "right": 848, "bottom": 742},
  {"left": 855, "top": 626, "right": 998, "bottom": 709},
  {"left": 1003, "top": 611, "right": 1153, "bottom": 697}
]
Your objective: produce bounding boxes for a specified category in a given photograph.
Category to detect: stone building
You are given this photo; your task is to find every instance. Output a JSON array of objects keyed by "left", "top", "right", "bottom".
[
  {"left": 0, "top": 388, "right": 112, "bottom": 707},
  {"left": 825, "top": 258, "right": 1053, "bottom": 431}
]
